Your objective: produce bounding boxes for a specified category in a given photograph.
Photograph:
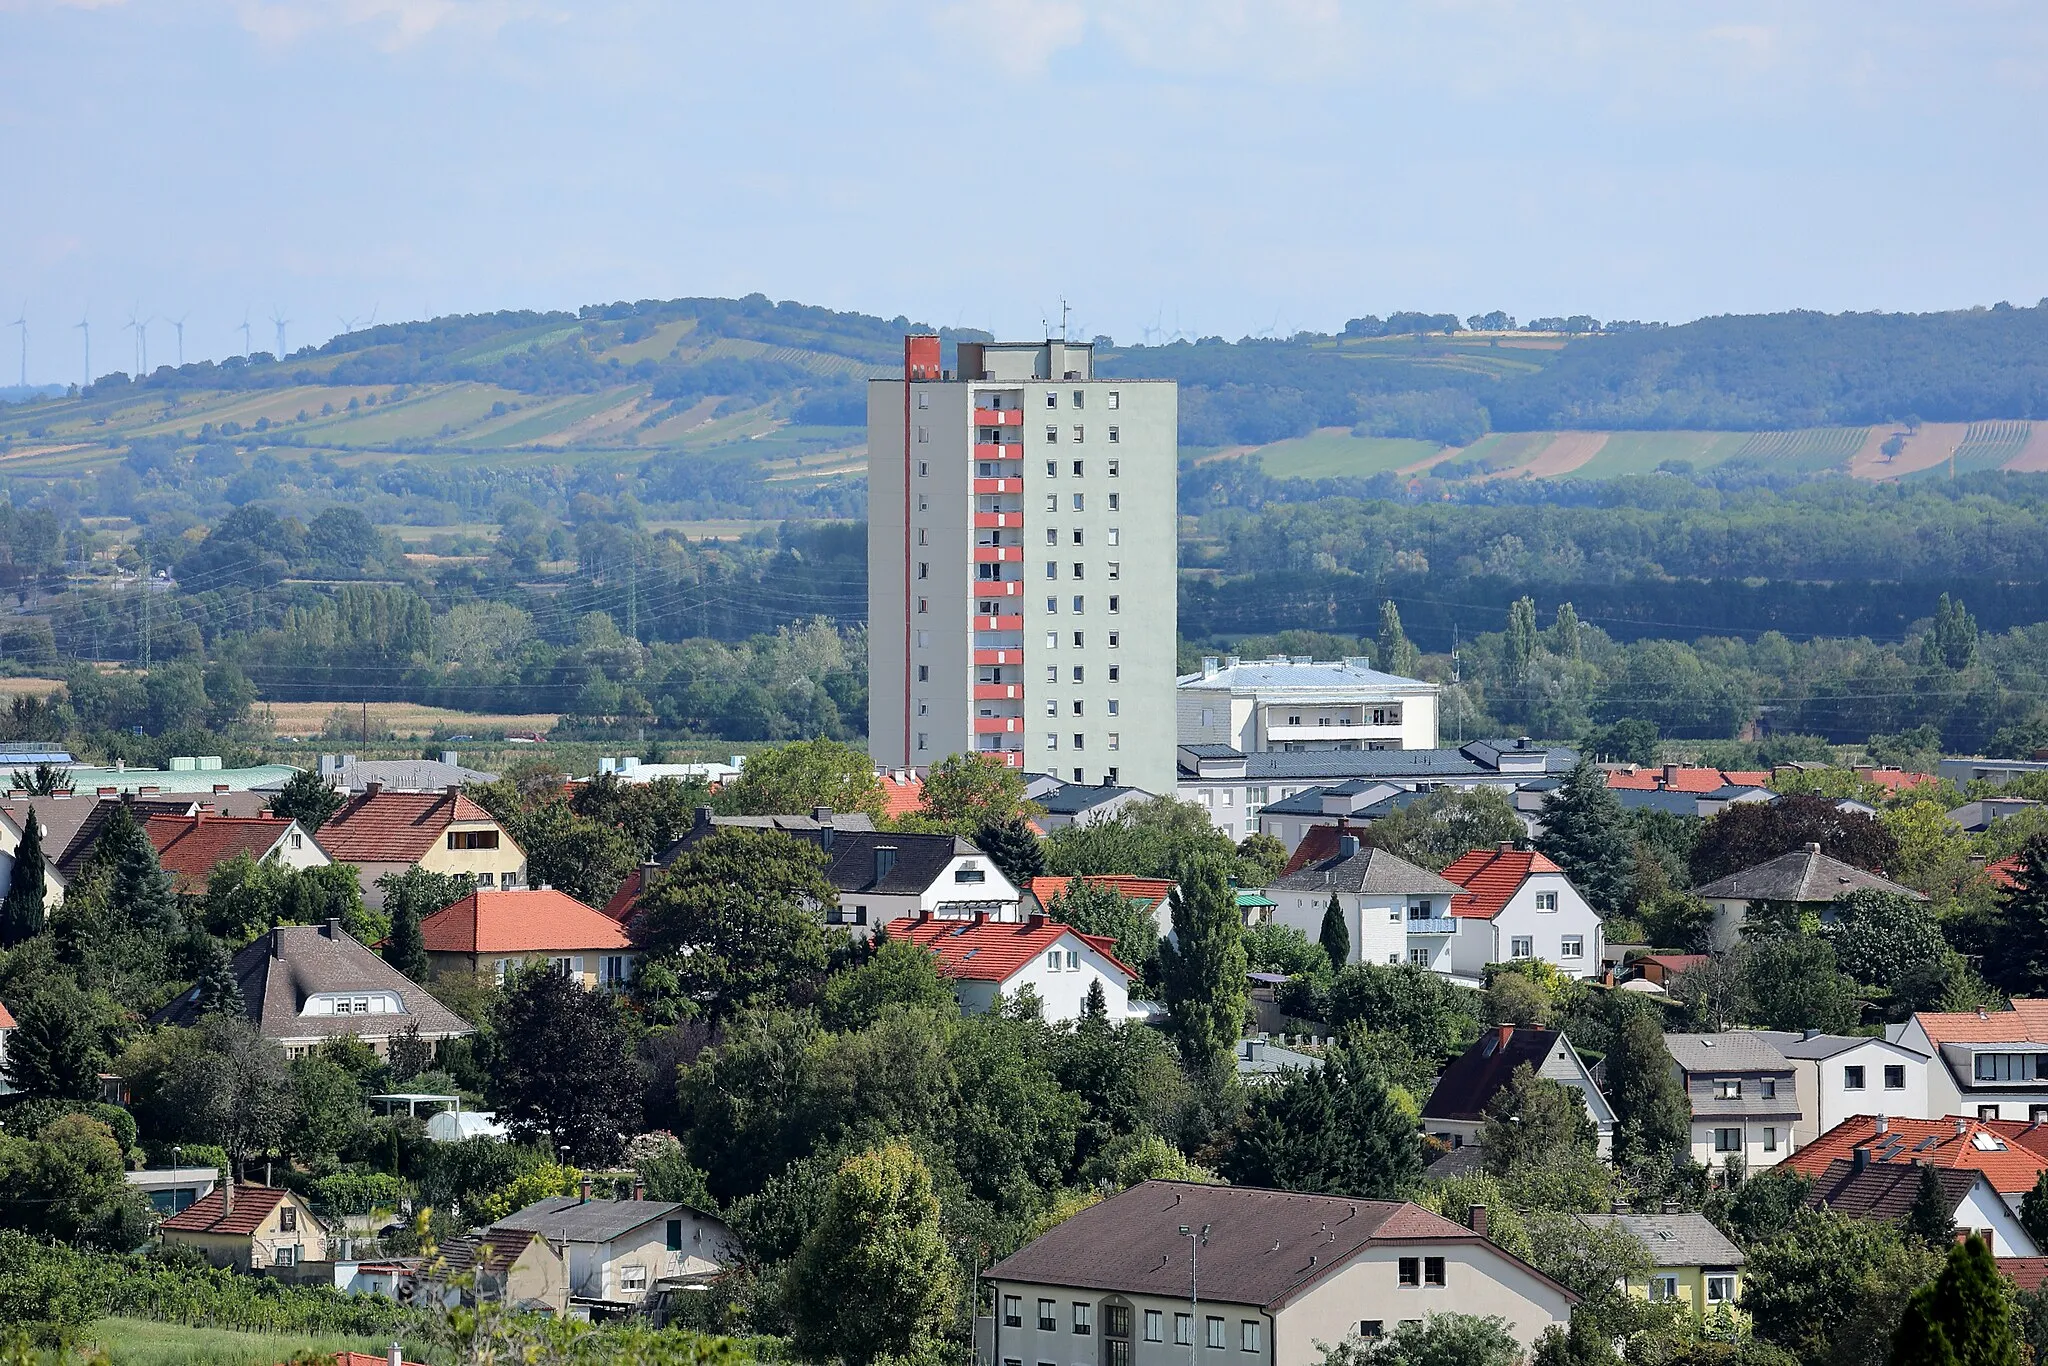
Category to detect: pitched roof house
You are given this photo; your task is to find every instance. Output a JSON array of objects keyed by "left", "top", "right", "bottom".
[
  {"left": 1891, "top": 999, "right": 2048, "bottom": 1121},
  {"left": 888, "top": 912, "right": 1136, "bottom": 1023},
  {"left": 420, "top": 888, "right": 638, "bottom": 991},
  {"left": 1692, "top": 843, "right": 1925, "bottom": 949},
  {"left": 316, "top": 785, "right": 525, "bottom": 906},
  {"left": 422, "top": 1229, "right": 568, "bottom": 1316},
  {"left": 1422, "top": 1024, "right": 1615, "bottom": 1157},
  {"left": 1574, "top": 1212, "right": 1744, "bottom": 1317},
  {"left": 1663, "top": 1033, "right": 1803, "bottom": 1171},
  {"left": 1438, "top": 846, "right": 1605, "bottom": 982},
  {"left": 143, "top": 812, "right": 330, "bottom": 894},
  {"left": 1026, "top": 874, "right": 1177, "bottom": 936},
  {"left": 1265, "top": 840, "right": 1466, "bottom": 972},
  {"left": 988, "top": 1180, "right": 1574, "bottom": 1362},
  {"left": 158, "top": 1183, "right": 329, "bottom": 1270},
  {"left": 491, "top": 1196, "right": 741, "bottom": 1306},
  {"left": 1784, "top": 1114, "right": 2048, "bottom": 1214},
  {"left": 1801, "top": 1158, "right": 2036, "bottom": 1255},
  {"left": 151, "top": 919, "right": 472, "bottom": 1057}
]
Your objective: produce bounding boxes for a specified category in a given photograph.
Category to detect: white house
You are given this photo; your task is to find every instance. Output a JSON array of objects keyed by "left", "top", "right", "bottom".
[
  {"left": 1422, "top": 1024, "right": 1617, "bottom": 1158},
  {"left": 1178, "top": 655, "right": 1441, "bottom": 754},
  {"left": 1664, "top": 1033, "right": 1803, "bottom": 1171},
  {"left": 823, "top": 831, "right": 1021, "bottom": 936},
  {"left": 1438, "top": 847, "right": 1604, "bottom": 982},
  {"left": 1891, "top": 1000, "right": 2048, "bottom": 1123},
  {"left": 886, "top": 912, "right": 1134, "bottom": 1023},
  {"left": 1754, "top": 1030, "right": 1936, "bottom": 1145},
  {"left": 490, "top": 1196, "right": 740, "bottom": 1307},
  {"left": 1263, "top": 837, "right": 1467, "bottom": 970}
]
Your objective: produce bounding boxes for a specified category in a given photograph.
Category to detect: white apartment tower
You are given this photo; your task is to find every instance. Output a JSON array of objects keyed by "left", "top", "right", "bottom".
[{"left": 869, "top": 336, "right": 1177, "bottom": 794}]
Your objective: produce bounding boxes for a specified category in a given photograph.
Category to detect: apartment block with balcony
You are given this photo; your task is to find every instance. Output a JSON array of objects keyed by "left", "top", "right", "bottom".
[
  {"left": 1178, "top": 655, "right": 1440, "bottom": 755},
  {"left": 869, "top": 337, "right": 1177, "bottom": 794}
]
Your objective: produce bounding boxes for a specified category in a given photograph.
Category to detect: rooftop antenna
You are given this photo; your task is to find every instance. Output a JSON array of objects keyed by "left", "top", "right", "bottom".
[
  {"left": 1451, "top": 622, "right": 1463, "bottom": 745},
  {"left": 8, "top": 305, "right": 24, "bottom": 389},
  {"left": 1059, "top": 297, "right": 1072, "bottom": 342},
  {"left": 75, "top": 314, "right": 90, "bottom": 388},
  {"left": 237, "top": 312, "right": 252, "bottom": 360},
  {"left": 170, "top": 313, "right": 189, "bottom": 367},
  {"left": 270, "top": 309, "right": 290, "bottom": 362}
]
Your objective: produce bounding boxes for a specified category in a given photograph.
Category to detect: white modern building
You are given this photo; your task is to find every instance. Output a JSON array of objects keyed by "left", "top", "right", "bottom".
[
  {"left": 1178, "top": 655, "right": 1440, "bottom": 754},
  {"left": 868, "top": 336, "right": 1177, "bottom": 794},
  {"left": 1754, "top": 1030, "right": 1936, "bottom": 1145},
  {"left": 1892, "top": 1000, "right": 2048, "bottom": 1122},
  {"left": 1264, "top": 838, "right": 1467, "bottom": 968}
]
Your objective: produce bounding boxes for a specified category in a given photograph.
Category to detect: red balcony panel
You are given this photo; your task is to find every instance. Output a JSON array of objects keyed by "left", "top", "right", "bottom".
[
  {"left": 973, "top": 478, "right": 1024, "bottom": 494},
  {"left": 974, "top": 684, "right": 1025, "bottom": 701},
  {"left": 974, "top": 615, "right": 1024, "bottom": 631},
  {"left": 971, "top": 546, "right": 1023, "bottom": 563},
  {"left": 971, "top": 580, "right": 1024, "bottom": 599},
  {"left": 972, "top": 717, "right": 1025, "bottom": 735},
  {"left": 973, "top": 512, "right": 1023, "bottom": 529},
  {"left": 1001, "top": 751, "right": 1023, "bottom": 768},
  {"left": 973, "top": 443, "right": 1025, "bottom": 462},
  {"left": 974, "top": 648, "right": 1022, "bottom": 666},
  {"left": 974, "top": 408, "right": 1024, "bottom": 426}
]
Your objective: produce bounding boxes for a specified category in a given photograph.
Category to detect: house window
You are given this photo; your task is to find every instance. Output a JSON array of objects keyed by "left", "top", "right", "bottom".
[
  {"left": 1107, "top": 700, "right": 1119, "bottom": 716},
  {"left": 1886, "top": 1065, "right": 1907, "bottom": 1089},
  {"left": 1108, "top": 734, "right": 1119, "bottom": 751},
  {"left": 1072, "top": 527, "right": 1084, "bottom": 543},
  {"left": 1534, "top": 891, "right": 1558, "bottom": 911},
  {"left": 1073, "top": 426, "right": 1085, "bottom": 443},
  {"left": 954, "top": 865, "right": 986, "bottom": 883},
  {"left": 1047, "top": 460, "right": 1058, "bottom": 477},
  {"left": 917, "top": 665, "right": 929, "bottom": 682},
  {"left": 1046, "top": 561, "right": 1058, "bottom": 580},
  {"left": 1206, "top": 1317, "right": 1225, "bottom": 1349},
  {"left": 1844, "top": 1066, "right": 1866, "bottom": 1090},
  {"left": 1175, "top": 1314, "right": 1193, "bottom": 1346},
  {"left": 915, "top": 426, "right": 928, "bottom": 444},
  {"left": 1424, "top": 1257, "right": 1445, "bottom": 1286},
  {"left": 1073, "top": 631, "right": 1084, "bottom": 647},
  {"left": 475, "top": 871, "right": 495, "bottom": 887},
  {"left": 1047, "top": 951, "right": 1062, "bottom": 972},
  {"left": 1073, "top": 596, "right": 1085, "bottom": 613},
  {"left": 1107, "top": 561, "right": 1120, "bottom": 580},
  {"left": 1763, "top": 1127, "right": 1778, "bottom": 1152},
  {"left": 1073, "top": 1303, "right": 1092, "bottom": 1335},
  {"left": 1073, "top": 666, "right": 1085, "bottom": 682},
  {"left": 916, "top": 734, "right": 928, "bottom": 752},
  {"left": 1716, "top": 1079, "right": 1743, "bottom": 1100},
  {"left": 1108, "top": 596, "right": 1119, "bottom": 614},
  {"left": 1398, "top": 1257, "right": 1420, "bottom": 1287},
  {"left": 620, "top": 1263, "right": 649, "bottom": 1292},
  {"left": 1046, "top": 426, "right": 1059, "bottom": 443},
  {"left": 665, "top": 1219, "right": 684, "bottom": 1251},
  {"left": 1107, "top": 527, "right": 1120, "bottom": 545},
  {"left": 448, "top": 829, "right": 500, "bottom": 850},
  {"left": 1108, "top": 632, "right": 1119, "bottom": 648},
  {"left": 280, "top": 1207, "right": 298, "bottom": 1232},
  {"left": 918, "top": 461, "right": 928, "bottom": 476},
  {"left": 1108, "top": 391, "right": 1120, "bottom": 409},
  {"left": 1046, "top": 495, "right": 1059, "bottom": 513},
  {"left": 1072, "top": 562, "right": 1084, "bottom": 579},
  {"left": 1241, "top": 1322, "right": 1260, "bottom": 1353},
  {"left": 1065, "top": 950, "right": 1078, "bottom": 970},
  {"left": 1109, "top": 430, "right": 1120, "bottom": 446},
  {"left": 1761, "top": 1078, "right": 1776, "bottom": 1098},
  {"left": 1707, "top": 1275, "right": 1736, "bottom": 1304},
  {"left": 917, "top": 561, "right": 929, "bottom": 580},
  {"left": 1047, "top": 391, "right": 1059, "bottom": 409},
  {"left": 1073, "top": 734, "right": 1085, "bottom": 751},
  {"left": 1561, "top": 936, "right": 1584, "bottom": 959},
  {"left": 1004, "top": 1296, "right": 1022, "bottom": 1328},
  {"left": 1145, "top": 1311, "right": 1163, "bottom": 1342},
  {"left": 916, "top": 598, "right": 928, "bottom": 614},
  {"left": 1511, "top": 936, "right": 1533, "bottom": 958},
  {"left": 1039, "top": 1301, "right": 1057, "bottom": 1331},
  {"left": 1108, "top": 492, "right": 1119, "bottom": 510},
  {"left": 1408, "top": 948, "right": 1431, "bottom": 966},
  {"left": 1649, "top": 1276, "right": 1679, "bottom": 1302},
  {"left": 273, "top": 1245, "right": 296, "bottom": 1267},
  {"left": 1359, "top": 1323, "right": 1383, "bottom": 1340},
  {"left": 917, "top": 390, "right": 929, "bottom": 409},
  {"left": 1715, "top": 1127, "right": 1742, "bottom": 1152}
]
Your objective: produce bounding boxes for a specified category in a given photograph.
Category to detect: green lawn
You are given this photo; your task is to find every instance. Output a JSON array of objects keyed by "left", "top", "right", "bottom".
[
  {"left": 1256, "top": 428, "right": 1439, "bottom": 480},
  {"left": 304, "top": 383, "right": 526, "bottom": 446},
  {"left": 1569, "top": 430, "right": 1751, "bottom": 478},
  {"left": 82, "top": 1316, "right": 397, "bottom": 1366}
]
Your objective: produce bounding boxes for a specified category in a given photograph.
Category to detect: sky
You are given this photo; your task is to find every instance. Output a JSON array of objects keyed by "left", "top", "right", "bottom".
[{"left": 3, "top": 0, "right": 2047, "bottom": 383}]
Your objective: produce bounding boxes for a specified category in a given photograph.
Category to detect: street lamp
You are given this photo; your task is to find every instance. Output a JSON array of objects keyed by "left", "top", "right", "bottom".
[{"left": 1179, "top": 1223, "right": 1209, "bottom": 1366}]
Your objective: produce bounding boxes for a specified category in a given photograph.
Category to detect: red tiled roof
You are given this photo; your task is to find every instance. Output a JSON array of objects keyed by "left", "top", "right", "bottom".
[
  {"left": 886, "top": 915, "right": 1135, "bottom": 982},
  {"left": 1783, "top": 1115, "right": 2048, "bottom": 1195},
  {"left": 1858, "top": 767, "right": 1938, "bottom": 793},
  {"left": 420, "top": 888, "right": 632, "bottom": 954},
  {"left": 143, "top": 813, "right": 299, "bottom": 894},
  {"left": 1604, "top": 770, "right": 1662, "bottom": 790},
  {"left": 1987, "top": 857, "right": 2024, "bottom": 890},
  {"left": 329, "top": 1353, "right": 429, "bottom": 1366},
  {"left": 1440, "top": 847, "right": 1561, "bottom": 919},
  {"left": 1722, "top": 771, "right": 1771, "bottom": 788},
  {"left": 1028, "top": 875, "right": 1175, "bottom": 911},
  {"left": 315, "top": 790, "right": 504, "bottom": 863},
  {"left": 1281, "top": 823, "right": 1353, "bottom": 875},
  {"left": 1603, "top": 766, "right": 1747, "bottom": 794},
  {"left": 1912, "top": 999, "right": 2048, "bottom": 1047},
  {"left": 880, "top": 773, "right": 923, "bottom": 819},
  {"left": 0, "top": 998, "right": 14, "bottom": 1029},
  {"left": 602, "top": 866, "right": 648, "bottom": 922},
  {"left": 2000, "top": 1258, "right": 2048, "bottom": 1292},
  {"left": 159, "top": 1183, "right": 291, "bottom": 1236}
]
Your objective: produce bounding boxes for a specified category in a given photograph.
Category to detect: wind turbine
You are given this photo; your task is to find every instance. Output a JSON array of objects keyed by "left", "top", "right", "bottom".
[
  {"left": 170, "top": 313, "right": 188, "bottom": 367},
  {"left": 237, "top": 312, "right": 252, "bottom": 359},
  {"left": 8, "top": 305, "right": 24, "bottom": 389},
  {"left": 270, "top": 309, "right": 289, "bottom": 362},
  {"left": 75, "top": 315, "right": 90, "bottom": 388},
  {"left": 125, "top": 306, "right": 148, "bottom": 377}
]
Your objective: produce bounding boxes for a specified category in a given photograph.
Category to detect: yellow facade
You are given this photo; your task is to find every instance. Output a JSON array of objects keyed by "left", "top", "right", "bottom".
[
  {"left": 415, "top": 818, "right": 526, "bottom": 887},
  {"left": 1625, "top": 1265, "right": 1743, "bottom": 1318}
]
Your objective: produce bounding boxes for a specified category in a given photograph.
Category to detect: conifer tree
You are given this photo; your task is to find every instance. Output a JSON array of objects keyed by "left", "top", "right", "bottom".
[
  {"left": 0, "top": 801, "right": 46, "bottom": 946},
  {"left": 975, "top": 814, "right": 1047, "bottom": 892},
  {"left": 2020, "top": 1170, "right": 2048, "bottom": 1253},
  {"left": 1318, "top": 893, "right": 1350, "bottom": 971},
  {"left": 1158, "top": 852, "right": 1249, "bottom": 1073},
  {"left": 1905, "top": 1162, "right": 1959, "bottom": 1246},
  {"left": 89, "top": 801, "right": 176, "bottom": 936},
  {"left": 194, "top": 938, "right": 247, "bottom": 1020},
  {"left": 1083, "top": 977, "right": 1108, "bottom": 1022},
  {"left": 1605, "top": 1005, "right": 1691, "bottom": 1171},
  {"left": 383, "top": 893, "right": 430, "bottom": 983},
  {"left": 1988, "top": 835, "right": 2048, "bottom": 998},
  {"left": 1893, "top": 1235, "right": 2022, "bottom": 1366},
  {"left": 1535, "top": 759, "right": 1637, "bottom": 917}
]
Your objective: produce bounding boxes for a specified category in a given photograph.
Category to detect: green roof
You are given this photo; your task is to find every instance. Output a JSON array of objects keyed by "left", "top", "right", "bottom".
[
  {"left": 63, "top": 763, "right": 304, "bottom": 794},
  {"left": 1236, "top": 890, "right": 1276, "bottom": 908}
]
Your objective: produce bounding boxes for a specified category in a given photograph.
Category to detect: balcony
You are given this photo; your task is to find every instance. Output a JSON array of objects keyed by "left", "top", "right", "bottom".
[
  {"left": 973, "top": 442, "right": 1025, "bottom": 462},
  {"left": 1405, "top": 918, "right": 1459, "bottom": 936},
  {"left": 972, "top": 579, "right": 1023, "bottom": 598},
  {"left": 974, "top": 615, "right": 1024, "bottom": 632},
  {"left": 1262, "top": 722, "right": 1403, "bottom": 744},
  {"left": 974, "top": 512, "right": 1024, "bottom": 529},
  {"left": 974, "top": 407, "right": 1024, "bottom": 427},
  {"left": 974, "top": 648, "right": 1022, "bottom": 666},
  {"left": 972, "top": 546, "right": 1023, "bottom": 563},
  {"left": 974, "top": 683, "right": 1025, "bottom": 701},
  {"left": 973, "top": 717, "right": 1025, "bottom": 735},
  {"left": 973, "top": 477, "right": 1024, "bottom": 494}
]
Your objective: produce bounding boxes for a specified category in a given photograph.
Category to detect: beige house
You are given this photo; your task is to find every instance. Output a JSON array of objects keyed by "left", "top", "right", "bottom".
[
  {"left": 989, "top": 1181, "right": 1573, "bottom": 1365},
  {"left": 315, "top": 785, "right": 525, "bottom": 907},
  {"left": 491, "top": 1196, "right": 742, "bottom": 1309},
  {"left": 419, "top": 888, "right": 638, "bottom": 990},
  {"left": 428, "top": 1230, "right": 569, "bottom": 1316},
  {"left": 158, "top": 1183, "right": 328, "bottom": 1270}
]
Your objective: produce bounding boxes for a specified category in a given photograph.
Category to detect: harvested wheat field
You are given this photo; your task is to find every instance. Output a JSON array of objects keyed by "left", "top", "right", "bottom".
[{"left": 258, "top": 700, "right": 561, "bottom": 739}]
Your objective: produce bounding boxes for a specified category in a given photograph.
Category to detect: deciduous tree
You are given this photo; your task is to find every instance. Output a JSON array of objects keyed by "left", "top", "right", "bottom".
[
  {"left": 788, "top": 1140, "right": 959, "bottom": 1366},
  {"left": 631, "top": 829, "right": 832, "bottom": 1021},
  {"left": 1218, "top": 1037, "right": 1421, "bottom": 1199},
  {"left": 266, "top": 769, "right": 345, "bottom": 831},
  {"left": 489, "top": 963, "right": 642, "bottom": 1165},
  {"left": 1157, "top": 853, "right": 1248, "bottom": 1072},
  {"left": 714, "top": 738, "right": 886, "bottom": 822}
]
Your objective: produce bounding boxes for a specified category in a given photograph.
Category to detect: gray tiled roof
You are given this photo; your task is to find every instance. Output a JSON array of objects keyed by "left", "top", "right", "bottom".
[
  {"left": 1036, "top": 783, "right": 1145, "bottom": 815},
  {"left": 493, "top": 1196, "right": 702, "bottom": 1243},
  {"left": 1664, "top": 1033, "right": 1794, "bottom": 1074},
  {"left": 1752, "top": 1030, "right": 1909, "bottom": 1061},
  {"left": 1268, "top": 845, "right": 1466, "bottom": 897},
  {"left": 1691, "top": 846, "right": 1925, "bottom": 903},
  {"left": 1576, "top": 1213, "right": 1744, "bottom": 1268}
]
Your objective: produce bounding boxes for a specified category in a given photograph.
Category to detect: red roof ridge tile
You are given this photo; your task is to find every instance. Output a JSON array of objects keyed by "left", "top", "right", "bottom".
[{"left": 887, "top": 914, "right": 1136, "bottom": 982}]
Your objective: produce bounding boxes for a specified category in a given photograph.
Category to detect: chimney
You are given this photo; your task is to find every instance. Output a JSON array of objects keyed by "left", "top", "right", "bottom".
[
  {"left": 1662, "top": 764, "right": 1680, "bottom": 788},
  {"left": 445, "top": 784, "right": 462, "bottom": 797},
  {"left": 213, "top": 783, "right": 230, "bottom": 794},
  {"left": 1805, "top": 842, "right": 1822, "bottom": 854},
  {"left": 270, "top": 926, "right": 285, "bottom": 958},
  {"left": 1494, "top": 1023, "right": 1513, "bottom": 1050},
  {"left": 1338, "top": 834, "right": 1360, "bottom": 858},
  {"left": 1467, "top": 1205, "right": 1489, "bottom": 1239},
  {"left": 1609, "top": 1200, "right": 1630, "bottom": 1215},
  {"left": 694, "top": 804, "right": 713, "bottom": 832},
  {"left": 365, "top": 781, "right": 383, "bottom": 797},
  {"left": 919, "top": 908, "right": 933, "bottom": 922},
  {"left": 1957, "top": 1117, "right": 1970, "bottom": 1136},
  {"left": 1497, "top": 841, "right": 1515, "bottom": 852},
  {"left": 813, "top": 805, "right": 833, "bottom": 825},
  {"left": 389, "top": 1343, "right": 403, "bottom": 1366},
  {"left": 1028, "top": 911, "right": 1047, "bottom": 929},
  {"left": 442, "top": 750, "right": 458, "bottom": 767},
  {"left": 1661, "top": 1198, "right": 1680, "bottom": 1214},
  {"left": 632, "top": 1180, "right": 645, "bottom": 1201},
  {"left": 324, "top": 917, "right": 342, "bottom": 940},
  {"left": 579, "top": 1178, "right": 592, "bottom": 1205},
  {"left": 1852, "top": 1148, "right": 1869, "bottom": 1172},
  {"left": 1875, "top": 1114, "right": 1889, "bottom": 1134},
  {"left": 223, "top": 1182, "right": 233, "bottom": 1221},
  {"left": 973, "top": 910, "right": 988, "bottom": 924}
]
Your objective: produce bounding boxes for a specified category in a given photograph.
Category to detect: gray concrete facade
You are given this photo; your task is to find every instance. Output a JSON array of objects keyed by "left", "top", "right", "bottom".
[{"left": 869, "top": 338, "right": 1177, "bottom": 795}]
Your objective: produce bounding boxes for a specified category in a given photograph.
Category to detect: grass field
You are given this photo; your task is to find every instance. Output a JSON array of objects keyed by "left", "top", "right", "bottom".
[
  {"left": 1255, "top": 428, "right": 1440, "bottom": 479},
  {"left": 82, "top": 1316, "right": 393, "bottom": 1366},
  {"left": 259, "top": 700, "right": 561, "bottom": 739},
  {"left": 1566, "top": 430, "right": 1749, "bottom": 478}
]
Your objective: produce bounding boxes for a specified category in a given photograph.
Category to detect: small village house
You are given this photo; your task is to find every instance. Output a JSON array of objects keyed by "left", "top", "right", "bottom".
[
  {"left": 158, "top": 1183, "right": 329, "bottom": 1271},
  {"left": 1422, "top": 1024, "right": 1615, "bottom": 1158},
  {"left": 887, "top": 911, "right": 1136, "bottom": 1023},
  {"left": 419, "top": 887, "right": 639, "bottom": 990},
  {"left": 1575, "top": 1211, "right": 1745, "bottom": 1316},
  {"left": 489, "top": 1195, "right": 741, "bottom": 1311},
  {"left": 315, "top": 785, "right": 526, "bottom": 907}
]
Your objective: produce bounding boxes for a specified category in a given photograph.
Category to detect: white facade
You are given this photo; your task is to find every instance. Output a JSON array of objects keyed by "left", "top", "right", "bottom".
[
  {"left": 1178, "top": 656, "right": 1440, "bottom": 754},
  {"left": 1270, "top": 886, "right": 1456, "bottom": 970},
  {"left": 1446, "top": 868, "right": 1604, "bottom": 982},
  {"left": 951, "top": 927, "right": 1132, "bottom": 1024},
  {"left": 1891, "top": 1016, "right": 2048, "bottom": 1123},
  {"left": 1766, "top": 1035, "right": 1935, "bottom": 1145},
  {"left": 829, "top": 849, "right": 1022, "bottom": 936},
  {"left": 868, "top": 337, "right": 1178, "bottom": 795}
]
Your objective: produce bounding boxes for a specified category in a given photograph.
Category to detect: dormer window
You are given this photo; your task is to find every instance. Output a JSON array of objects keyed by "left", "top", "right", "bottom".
[{"left": 305, "top": 990, "right": 405, "bottom": 1018}]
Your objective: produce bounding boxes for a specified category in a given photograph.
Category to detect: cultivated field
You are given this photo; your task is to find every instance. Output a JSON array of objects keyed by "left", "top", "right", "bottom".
[{"left": 258, "top": 700, "right": 562, "bottom": 739}]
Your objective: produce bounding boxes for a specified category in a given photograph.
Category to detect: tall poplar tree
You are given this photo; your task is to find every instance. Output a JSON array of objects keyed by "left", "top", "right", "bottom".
[
  {"left": 1318, "top": 893, "right": 1350, "bottom": 971},
  {"left": 0, "top": 802, "right": 46, "bottom": 945},
  {"left": 1158, "top": 853, "right": 1248, "bottom": 1073}
]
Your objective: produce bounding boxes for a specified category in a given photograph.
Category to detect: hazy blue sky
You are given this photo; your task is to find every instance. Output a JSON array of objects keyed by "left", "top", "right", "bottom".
[{"left": 3, "top": 0, "right": 2046, "bottom": 381}]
